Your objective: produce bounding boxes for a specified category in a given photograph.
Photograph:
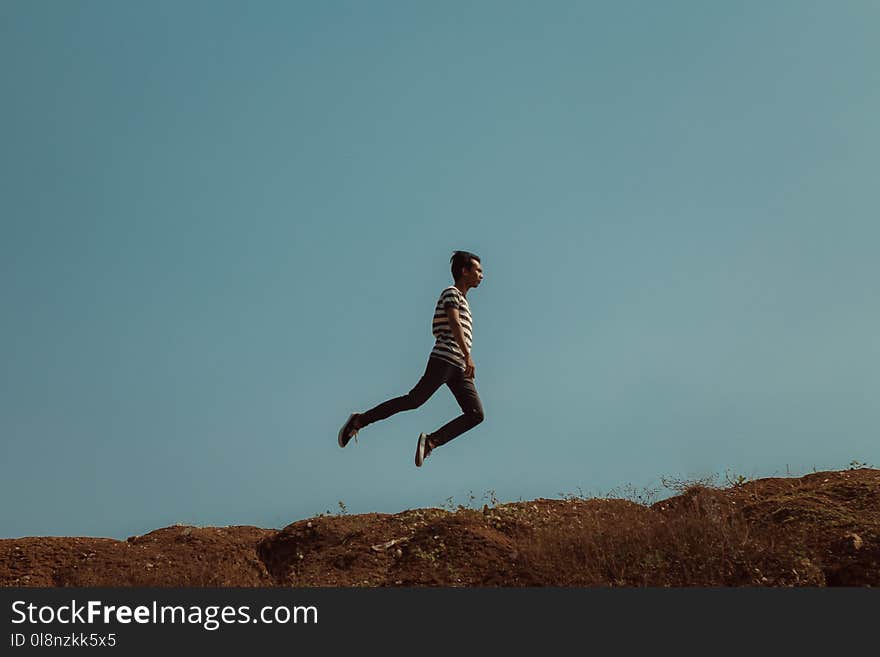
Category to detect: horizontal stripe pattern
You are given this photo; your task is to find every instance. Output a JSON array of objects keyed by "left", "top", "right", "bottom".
[{"left": 430, "top": 286, "right": 473, "bottom": 369}]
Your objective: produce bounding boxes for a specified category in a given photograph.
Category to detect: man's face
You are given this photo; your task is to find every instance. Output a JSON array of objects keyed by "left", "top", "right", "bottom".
[{"left": 466, "top": 259, "right": 483, "bottom": 286}]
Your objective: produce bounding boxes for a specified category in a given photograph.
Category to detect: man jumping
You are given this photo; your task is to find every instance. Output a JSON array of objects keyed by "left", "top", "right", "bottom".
[{"left": 338, "top": 250, "right": 485, "bottom": 467}]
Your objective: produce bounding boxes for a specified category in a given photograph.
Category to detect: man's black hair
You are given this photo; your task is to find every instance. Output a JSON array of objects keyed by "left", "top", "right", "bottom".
[{"left": 450, "top": 251, "right": 481, "bottom": 282}]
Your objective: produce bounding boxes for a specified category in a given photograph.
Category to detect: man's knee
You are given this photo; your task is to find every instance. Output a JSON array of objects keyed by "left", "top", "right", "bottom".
[
  {"left": 402, "top": 392, "right": 429, "bottom": 410},
  {"left": 468, "top": 406, "right": 484, "bottom": 424}
]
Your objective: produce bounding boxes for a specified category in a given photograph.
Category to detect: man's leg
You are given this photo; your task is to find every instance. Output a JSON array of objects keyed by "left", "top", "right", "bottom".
[
  {"left": 356, "top": 357, "right": 451, "bottom": 430},
  {"left": 426, "top": 369, "right": 484, "bottom": 449}
]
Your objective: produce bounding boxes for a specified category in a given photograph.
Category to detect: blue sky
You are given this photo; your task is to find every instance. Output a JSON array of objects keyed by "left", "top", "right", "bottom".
[{"left": 2, "top": 1, "right": 878, "bottom": 539}]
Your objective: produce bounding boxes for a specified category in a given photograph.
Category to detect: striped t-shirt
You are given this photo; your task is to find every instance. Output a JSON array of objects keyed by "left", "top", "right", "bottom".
[{"left": 430, "top": 286, "right": 472, "bottom": 369}]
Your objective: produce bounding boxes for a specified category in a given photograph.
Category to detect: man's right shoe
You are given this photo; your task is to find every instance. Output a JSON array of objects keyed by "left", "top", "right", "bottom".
[
  {"left": 338, "top": 413, "right": 360, "bottom": 448},
  {"left": 415, "top": 433, "right": 433, "bottom": 467}
]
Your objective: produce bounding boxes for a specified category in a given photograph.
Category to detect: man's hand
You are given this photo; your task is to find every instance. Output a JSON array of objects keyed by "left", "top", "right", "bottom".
[{"left": 464, "top": 354, "right": 476, "bottom": 380}]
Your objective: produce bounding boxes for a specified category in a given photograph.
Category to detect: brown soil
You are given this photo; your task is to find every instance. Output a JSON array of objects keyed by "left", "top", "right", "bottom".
[{"left": 3, "top": 468, "right": 878, "bottom": 586}]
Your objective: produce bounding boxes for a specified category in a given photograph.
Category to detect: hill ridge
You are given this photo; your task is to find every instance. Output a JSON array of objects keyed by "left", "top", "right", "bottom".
[{"left": 3, "top": 468, "right": 878, "bottom": 586}]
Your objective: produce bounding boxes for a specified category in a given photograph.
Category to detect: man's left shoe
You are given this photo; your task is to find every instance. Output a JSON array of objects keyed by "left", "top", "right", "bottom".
[
  {"left": 415, "top": 433, "right": 434, "bottom": 467},
  {"left": 338, "top": 413, "right": 360, "bottom": 448}
]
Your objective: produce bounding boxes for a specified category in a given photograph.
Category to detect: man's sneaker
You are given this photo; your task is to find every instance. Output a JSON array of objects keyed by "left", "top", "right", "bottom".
[
  {"left": 415, "top": 433, "right": 434, "bottom": 467},
  {"left": 338, "top": 413, "right": 360, "bottom": 448}
]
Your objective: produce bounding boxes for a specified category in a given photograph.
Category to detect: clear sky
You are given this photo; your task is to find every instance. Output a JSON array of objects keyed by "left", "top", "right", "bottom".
[{"left": 2, "top": 1, "right": 878, "bottom": 539}]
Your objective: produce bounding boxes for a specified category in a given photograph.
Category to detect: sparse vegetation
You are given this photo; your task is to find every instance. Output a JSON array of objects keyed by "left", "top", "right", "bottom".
[
  {"left": 724, "top": 469, "right": 751, "bottom": 487},
  {"left": 513, "top": 483, "right": 820, "bottom": 586}
]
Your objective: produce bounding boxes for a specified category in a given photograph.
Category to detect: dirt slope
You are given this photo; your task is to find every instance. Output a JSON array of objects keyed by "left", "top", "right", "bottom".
[{"left": 2, "top": 468, "right": 878, "bottom": 586}]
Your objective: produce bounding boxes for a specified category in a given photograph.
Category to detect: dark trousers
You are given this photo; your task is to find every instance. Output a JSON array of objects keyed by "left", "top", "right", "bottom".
[{"left": 358, "top": 356, "right": 484, "bottom": 447}]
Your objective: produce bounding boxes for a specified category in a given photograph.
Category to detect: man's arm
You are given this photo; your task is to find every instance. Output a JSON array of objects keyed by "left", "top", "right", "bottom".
[
  {"left": 445, "top": 306, "right": 469, "bottom": 357},
  {"left": 445, "top": 305, "right": 475, "bottom": 378}
]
